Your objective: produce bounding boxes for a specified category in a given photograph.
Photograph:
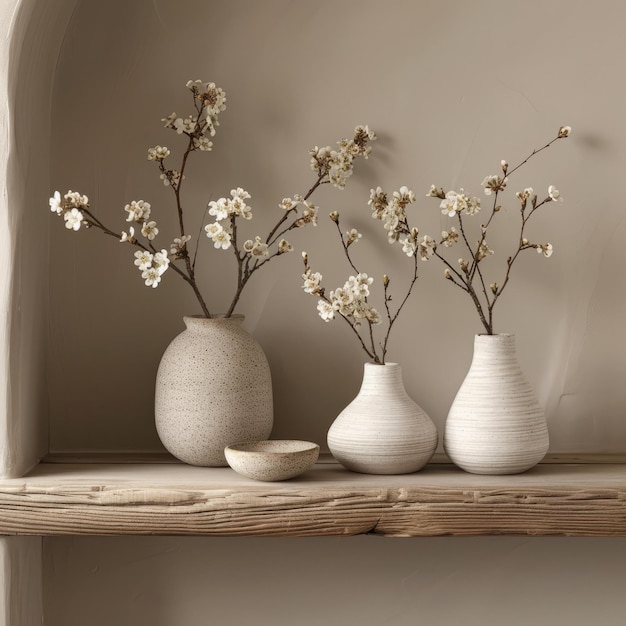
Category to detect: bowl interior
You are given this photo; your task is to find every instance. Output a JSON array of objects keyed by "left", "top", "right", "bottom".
[{"left": 227, "top": 440, "right": 318, "bottom": 455}]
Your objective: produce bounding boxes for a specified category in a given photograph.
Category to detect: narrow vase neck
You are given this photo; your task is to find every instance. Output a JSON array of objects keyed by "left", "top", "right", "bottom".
[
  {"left": 183, "top": 314, "right": 244, "bottom": 332},
  {"left": 472, "top": 334, "right": 519, "bottom": 365},
  {"left": 359, "top": 363, "right": 408, "bottom": 397}
]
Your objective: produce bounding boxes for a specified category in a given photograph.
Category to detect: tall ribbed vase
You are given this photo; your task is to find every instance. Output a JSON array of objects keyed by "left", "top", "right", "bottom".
[
  {"left": 444, "top": 334, "right": 549, "bottom": 475},
  {"left": 327, "top": 363, "right": 438, "bottom": 474},
  {"left": 155, "top": 315, "right": 273, "bottom": 466}
]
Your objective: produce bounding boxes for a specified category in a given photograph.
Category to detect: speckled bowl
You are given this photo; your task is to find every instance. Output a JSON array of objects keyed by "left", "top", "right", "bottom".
[{"left": 224, "top": 440, "right": 320, "bottom": 482}]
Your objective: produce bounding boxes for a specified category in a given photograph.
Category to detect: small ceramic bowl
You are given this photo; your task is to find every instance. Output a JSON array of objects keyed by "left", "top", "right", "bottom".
[{"left": 224, "top": 440, "right": 320, "bottom": 482}]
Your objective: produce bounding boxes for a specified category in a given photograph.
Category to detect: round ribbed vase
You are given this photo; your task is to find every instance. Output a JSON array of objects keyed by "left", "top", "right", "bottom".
[
  {"left": 444, "top": 334, "right": 549, "bottom": 475},
  {"left": 327, "top": 363, "right": 438, "bottom": 474},
  {"left": 155, "top": 315, "right": 273, "bottom": 467}
]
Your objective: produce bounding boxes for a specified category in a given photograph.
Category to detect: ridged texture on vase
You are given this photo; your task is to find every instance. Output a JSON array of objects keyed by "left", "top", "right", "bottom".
[
  {"left": 444, "top": 334, "right": 549, "bottom": 475},
  {"left": 328, "top": 363, "right": 438, "bottom": 475},
  {"left": 155, "top": 315, "right": 273, "bottom": 466}
]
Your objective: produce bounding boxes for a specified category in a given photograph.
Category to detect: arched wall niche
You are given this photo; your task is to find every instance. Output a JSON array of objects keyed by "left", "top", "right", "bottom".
[
  {"left": 3, "top": 0, "right": 626, "bottom": 474},
  {"left": 0, "top": 0, "right": 78, "bottom": 478}
]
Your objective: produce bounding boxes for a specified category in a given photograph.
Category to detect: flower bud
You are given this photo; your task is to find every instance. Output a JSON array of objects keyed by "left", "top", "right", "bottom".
[
  {"left": 444, "top": 268, "right": 452, "bottom": 280},
  {"left": 329, "top": 211, "right": 339, "bottom": 223},
  {"left": 558, "top": 125, "right": 571, "bottom": 138},
  {"left": 490, "top": 282, "right": 498, "bottom": 294},
  {"left": 501, "top": 160, "right": 508, "bottom": 173},
  {"left": 383, "top": 274, "right": 390, "bottom": 286}
]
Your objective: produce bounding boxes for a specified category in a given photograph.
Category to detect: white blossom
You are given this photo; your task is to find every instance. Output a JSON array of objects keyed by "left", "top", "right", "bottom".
[
  {"left": 243, "top": 236, "right": 268, "bottom": 258},
  {"left": 212, "top": 229, "right": 231, "bottom": 250},
  {"left": 153, "top": 249, "right": 170, "bottom": 275},
  {"left": 279, "top": 197, "right": 299, "bottom": 211},
  {"left": 134, "top": 250, "right": 153, "bottom": 271},
  {"left": 482, "top": 175, "right": 508, "bottom": 196},
  {"left": 147, "top": 146, "right": 170, "bottom": 161},
  {"left": 193, "top": 136, "right": 213, "bottom": 151},
  {"left": 418, "top": 235, "right": 436, "bottom": 261},
  {"left": 141, "top": 220, "right": 159, "bottom": 240},
  {"left": 441, "top": 227, "right": 459, "bottom": 247},
  {"left": 49, "top": 191, "right": 62, "bottom": 215},
  {"left": 64, "top": 190, "right": 89, "bottom": 207},
  {"left": 174, "top": 115, "right": 197, "bottom": 134},
  {"left": 317, "top": 299, "right": 335, "bottom": 322},
  {"left": 208, "top": 198, "right": 229, "bottom": 221},
  {"left": 516, "top": 187, "right": 534, "bottom": 201},
  {"left": 278, "top": 239, "right": 293, "bottom": 254},
  {"left": 476, "top": 241, "right": 494, "bottom": 261},
  {"left": 400, "top": 237, "right": 416, "bottom": 257},
  {"left": 548, "top": 185, "right": 563, "bottom": 202},
  {"left": 346, "top": 228, "right": 362, "bottom": 245},
  {"left": 302, "top": 269, "right": 323, "bottom": 294},
  {"left": 125, "top": 200, "right": 151, "bottom": 223},
  {"left": 205, "top": 222, "right": 223, "bottom": 238},
  {"left": 536, "top": 243, "right": 553, "bottom": 257},
  {"left": 120, "top": 227, "right": 135, "bottom": 243},
  {"left": 170, "top": 235, "right": 191, "bottom": 256},
  {"left": 141, "top": 267, "right": 162, "bottom": 288},
  {"left": 64, "top": 207, "right": 84, "bottom": 231}
]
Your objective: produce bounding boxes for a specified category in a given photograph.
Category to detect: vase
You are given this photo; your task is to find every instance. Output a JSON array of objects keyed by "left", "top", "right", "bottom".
[
  {"left": 444, "top": 334, "right": 549, "bottom": 475},
  {"left": 155, "top": 315, "right": 273, "bottom": 466},
  {"left": 327, "top": 363, "right": 438, "bottom": 474}
]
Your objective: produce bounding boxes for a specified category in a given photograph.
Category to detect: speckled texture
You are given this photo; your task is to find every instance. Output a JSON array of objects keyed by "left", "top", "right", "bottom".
[
  {"left": 155, "top": 315, "right": 273, "bottom": 466},
  {"left": 327, "top": 363, "right": 438, "bottom": 475},
  {"left": 224, "top": 440, "right": 320, "bottom": 481},
  {"left": 444, "top": 334, "right": 549, "bottom": 475}
]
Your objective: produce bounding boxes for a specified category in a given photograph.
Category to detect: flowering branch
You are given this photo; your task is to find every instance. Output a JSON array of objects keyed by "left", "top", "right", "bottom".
[
  {"left": 302, "top": 185, "right": 427, "bottom": 364},
  {"left": 49, "top": 80, "right": 375, "bottom": 319},
  {"left": 425, "top": 126, "right": 571, "bottom": 334}
]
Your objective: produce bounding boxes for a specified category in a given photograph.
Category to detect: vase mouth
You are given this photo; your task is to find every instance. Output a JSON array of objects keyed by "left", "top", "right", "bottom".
[
  {"left": 476, "top": 333, "right": 513, "bottom": 337},
  {"left": 184, "top": 314, "right": 245, "bottom": 321},
  {"left": 183, "top": 314, "right": 245, "bottom": 327},
  {"left": 364, "top": 361, "right": 399, "bottom": 367}
]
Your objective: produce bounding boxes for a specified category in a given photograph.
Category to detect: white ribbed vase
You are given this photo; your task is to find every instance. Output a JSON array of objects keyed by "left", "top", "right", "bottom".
[
  {"left": 155, "top": 315, "right": 273, "bottom": 467},
  {"left": 444, "top": 334, "right": 549, "bottom": 475},
  {"left": 328, "top": 363, "right": 438, "bottom": 474}
]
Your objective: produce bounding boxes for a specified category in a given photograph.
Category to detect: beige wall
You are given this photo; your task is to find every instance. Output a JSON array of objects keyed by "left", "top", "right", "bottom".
[
  {"left": 43, "top": 536, "right": 626, "bottom": 626},
  {"left": 49, "top": 0, "right": 626, "bottom": 454},
  {"left": 1, "top": 2, "right": 621, "bottom": 624}
]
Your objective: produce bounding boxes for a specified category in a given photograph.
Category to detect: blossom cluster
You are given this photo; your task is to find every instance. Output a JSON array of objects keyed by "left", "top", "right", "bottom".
[
  {"left": 49, "top": 190, "right": 88, "bottom": 231},
  {"left": 304, "top": 268, "right": 381, "bottom": 325},
  {"left": 48, "top": 79, "right": 375, "bottom": 319},
  {"left": 424, "top": 125, "right": 571, "bottom": 334},
  {"left": 310, "top": 125, "right": 376, "bottom": 190},
  {"left": 368, "top": 186, "right": 435, "bottom": 260},
  {"left": 134, "top": 249, "right": 170, "bottom": 288}
]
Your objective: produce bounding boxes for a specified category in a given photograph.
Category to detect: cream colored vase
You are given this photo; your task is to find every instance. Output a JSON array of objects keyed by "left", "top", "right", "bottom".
[
  {"left": 327, "top": 363, "right": 438, "bottom": 474},
  {"left": 444, "top": 334, "right": 549, "bottom": 475},
  {"left": 155, "top": 315, "right": 273, "bottom": 466}
]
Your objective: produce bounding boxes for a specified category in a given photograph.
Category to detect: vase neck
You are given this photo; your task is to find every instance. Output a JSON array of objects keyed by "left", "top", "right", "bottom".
[
  {"left": 472, "top": 334, "right": 518, "bottom": 365},
  {"left": 359, "top": 363, "right": 408, "bottom": 396},
  {"left": 183, "top": 314, "right": 244, "bottom": 332}
]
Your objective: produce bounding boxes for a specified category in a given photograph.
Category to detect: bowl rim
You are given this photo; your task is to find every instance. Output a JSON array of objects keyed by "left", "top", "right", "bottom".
[{"left": 225, "top": 439, "right": 320, "bottom": 456}]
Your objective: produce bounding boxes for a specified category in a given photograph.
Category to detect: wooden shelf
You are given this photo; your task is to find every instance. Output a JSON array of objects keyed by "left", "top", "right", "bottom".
[{"left": 0, "top": 455, "right": 624, "bottom": 537}]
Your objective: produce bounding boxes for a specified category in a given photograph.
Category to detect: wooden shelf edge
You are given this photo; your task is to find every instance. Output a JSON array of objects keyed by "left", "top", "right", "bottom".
[{"left": 0, "top": 459, "right": 624, "bottom": 538}]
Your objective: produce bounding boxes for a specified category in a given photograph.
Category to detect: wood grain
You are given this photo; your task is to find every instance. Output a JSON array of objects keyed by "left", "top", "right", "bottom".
[{"left": 0, "top": 461, "right": 624, "bottom": 537}]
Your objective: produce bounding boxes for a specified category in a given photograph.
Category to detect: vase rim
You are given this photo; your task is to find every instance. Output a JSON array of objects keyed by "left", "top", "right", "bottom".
[
  {"left": 183, "top": 314, "right": 245, "bottom": 324},
  {"left": 476, "top": 333, "right": 514, "bottom": 338},
  {"left": 364, "top": 361, "right": 400, "bottom": 367}
]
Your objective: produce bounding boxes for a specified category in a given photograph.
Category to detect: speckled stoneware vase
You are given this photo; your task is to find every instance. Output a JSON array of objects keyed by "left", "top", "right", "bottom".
[
  {"left": 327, "top": 363, "right": 438, "bottom": 475},
  {"left": 155, "top": 315, "right": 273, "bottom": 466},
  {"left": 444, "top": 334, "right": 549, "bottom": 475}
]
